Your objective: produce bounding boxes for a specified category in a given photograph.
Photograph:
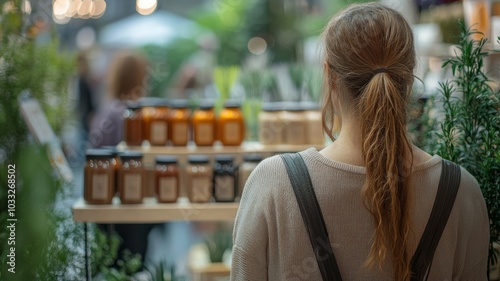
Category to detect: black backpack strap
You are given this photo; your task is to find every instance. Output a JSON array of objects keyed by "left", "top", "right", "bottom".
[
  {"left": 410, "top": 159, "right": 461, "bottom": 281},
  {"left": 280, "top": 153, "right": 343, "bottom": 281}
]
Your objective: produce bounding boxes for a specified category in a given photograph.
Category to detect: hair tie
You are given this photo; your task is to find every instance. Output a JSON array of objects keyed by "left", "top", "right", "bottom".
[{"left": 373, "top": 68, "right": 388, "bottom": 74}]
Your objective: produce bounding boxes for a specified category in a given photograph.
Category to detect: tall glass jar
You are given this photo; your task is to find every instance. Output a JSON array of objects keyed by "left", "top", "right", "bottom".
[
  {"left": 282, "top": 103, "right": 307, "bottom": 145},
  {"left": 302, "top": 102, "right": 325, "bottom": 145},
  {"left": 218, "top": 100, "right": 245, "bottom": 146},
  {"left": 155, "top": 156, "right": 179, "bottom": 203},
  {"left": 186, "top": 155, "right": 212, "bottom": 203},
  {"left": 168, "top": 99, "right": 190, "bottom": 146},
  {"left": 192, "top": 101, "right": 216, "bottom": 146},
  {"left": 123, "top": 104, "right": 143, "bottom": 146},
  {"left": 118, "top": 152, "right": 145, "bottom": 204},
  {"left": 84, "top": 149, "right": 115, "bottom": 204},
  {"left": 258, "top": 102, "right": 285, "bottom": 145},
  {"left": 148, "top": 99, "right": 169, "bottom": 146},
  {"left": 213, "top": 155, "right": 238, "bottom": 202},
  {"left": 239, "top": 154, "right": 263, "bottom": 199},
  {"left": 101, "top": 146, "right": 121, "bottom": 197}
]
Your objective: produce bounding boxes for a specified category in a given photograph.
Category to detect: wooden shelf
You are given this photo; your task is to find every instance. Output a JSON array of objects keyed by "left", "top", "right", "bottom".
[{"left": 72, "top": 198, "right": 239, "bottom": 223}]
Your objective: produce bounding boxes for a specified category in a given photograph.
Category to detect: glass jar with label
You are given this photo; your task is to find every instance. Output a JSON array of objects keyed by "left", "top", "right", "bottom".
[
  {"left": 141, "top": 98, "right": 157, "bottom": 145},
  {"left": 168, "top": 99, "right": 190, "bottom": 146},
  {"left": 123, "top": 104, "right": 143, "bottom": 146},
  {"left": 258, "top": 102, "right": 285, "bottom": 145},
  {"left": 147, "top": 99, "right": 169, "bottom": 146},
  {"left": 186, "top": 155, "right": 212, "bottom": 203},
  {"left": 218, "top": 100, "right": 245, "bottom": 146},
  {"left": 84, "top": 149, "right": 115, "bottom": 204},
  {"left": 101, "top": 146, "right": 121, "bottom": 196},
  {"left": 239, "top": 154, "right": 263, "bottom": 199},
  {"left": 302, "top": 102, "right": 325, "bottom": 145},
  {"left": 282, "top": 103, "right": 307, "bottom": 145},
  {"left": 213, "top": 155, "right": 238, "bottom": 202},
  {"left": 192, "top": 101, "right": 216, "bottom": 146},
  {"left": 118, "top": 152, "right": 145, "bottom": 204},
  {"left": 155, "top": 156, "right": 179, "bottom": 203}
]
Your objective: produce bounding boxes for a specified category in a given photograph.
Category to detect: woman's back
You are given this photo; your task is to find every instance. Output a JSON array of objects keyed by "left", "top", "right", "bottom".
[{"left": 231, "top": 148, "right": 488, "bottom": 280}]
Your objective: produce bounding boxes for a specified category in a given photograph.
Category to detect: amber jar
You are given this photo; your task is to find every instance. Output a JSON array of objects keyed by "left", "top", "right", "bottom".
[
  {"left": 84, "top": 149, "right": 115, "bottom": 204},
  {"left": 155, "top": 156, "right": 179, "bottom": 203},
  {"left": 302, "top": 102, "right": 325, "bottom": 145},
  {"left": 118, "top": 152, "right": 145, "bottom": 204},
  {"left": 186, "top": 155, "right": 212, "bottom": 203},
  {"left": 140, "top": 98, "right": 157, "bottom": 145},
  {"left": 213, "top": 155, "right": 238, "bottom": 202},
  {"left": 168, "top": 99, "right": 190, "bottom": 146},
  {"left": 282, "top": 103, "right": 307, "bottom": 145},
  {"left": 145, "top": 99, "right": 169, "bottom": 146},
  {"left": 258, "top": 102, "right": 285, "bottom": 145},
  {"left": 123, "top": 104, "right": 143, "bottom": 146},
  {"left": 218, "top": 100, "right": 245, "bottom": 146},
  {"left": 101, "top": 146, "right": 121, "bottom": 196},
  {"left": 192, "top": 101, "right": 216, "bottom": 146}
]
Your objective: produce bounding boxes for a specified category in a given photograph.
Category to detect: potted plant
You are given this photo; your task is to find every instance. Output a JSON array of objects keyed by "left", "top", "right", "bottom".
[{"left": 420, "top": 24, "right": 500, "bottom": 279}]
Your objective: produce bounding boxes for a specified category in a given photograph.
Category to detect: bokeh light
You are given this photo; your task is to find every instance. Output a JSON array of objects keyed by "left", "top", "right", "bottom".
[
  {"left": 248, "top": 37, "right": 267, "bottom": 55},
  {"left": 136, "top": 0, "right": 157, "bottom": 16}
]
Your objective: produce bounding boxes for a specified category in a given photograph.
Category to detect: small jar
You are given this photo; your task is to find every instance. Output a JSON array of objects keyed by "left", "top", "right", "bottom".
[
  {"left": 168, "top": 99, "right": 190, "bottom": 146},
  {"left": 218, "top": 100, "right": 245, "bottom": 146},
  {"left": 101, "top": 146, "right": 121, "bottom": 196},
  {"left": 302, "top": 102, "right": 325, "bottom": 145},
  {"left": 123, "top": 104, "right": 143, "bottom": 146},
  {"left": 213, "top": 155, "right": 238, "bottom": 202},
  {"left": 239, "top": 154, "right": 263, "bottom": 198},
  {"left": 282, "top": 103, "right": 307, "bottom": 145},
  {"left": 186, "top": 155, "right": 212, "bottom": 203},
  {"left": 192, "top": 101, "right": 216, "bottom": 146},
  {"left": 118, "top": 152, "right": 145, "bottom": 204},
  {"left": 141, "top": 98, "right": 157, "bottom": 144},
  {"left": 155, "top": 156, "right": 179, "bottom": 203},
  {"left": 84, "top": 149, "right": 115, "bottom": 204},
  {"left": 258, "top": 102, "right": 285, "bottom": 145},
  {"left": 152, "top": 99, "right": 170, "bottom": 146}
]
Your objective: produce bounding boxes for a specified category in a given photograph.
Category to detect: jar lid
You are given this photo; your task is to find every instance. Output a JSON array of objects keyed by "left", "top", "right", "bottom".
[
  {"left": 170, "top": 99, "right": 190, "bottom": 109},
  {"left": 100, "top": 146, "right": 119, "bottom": 157},
  {"left": 157, "top": 98, "right": 169, "bottom": 107},
  {"left": 261, "top": 102, "right": 284, "bottom": 112},
  {"left": 224, "top": 100, "right": 241, "bottom": 108},
  {"left": 86, "top": 149, "right": 113, "bottom": 159},
  {"left": 215, "top": 155, "right": 234, "bottom": 163},
  {"left": 300, "top": 101, "right": 320, "bottom": 111},
  {"left": 243, "top": 154, "right": 264, "bottom": 163},
  {"left": 283, "top": 102, "right": 305, "bottom": 112},
  {"left": 188, "top": 155, "right": 210, "bottom": 164},
  {"left": 126, "top": 102, "right": 141, "bottom": 111},
  {"left": 155, "top": 156, "right": 178, "bottom": 164},
  {"left": 140, "top": 97, "right": 162, "bottom": 107},
  {"left": 119, "top": 151, "right": 143, "bottom": 160},
  {"left": 198, "top": 100, "right": 215, "bottom": 110}
]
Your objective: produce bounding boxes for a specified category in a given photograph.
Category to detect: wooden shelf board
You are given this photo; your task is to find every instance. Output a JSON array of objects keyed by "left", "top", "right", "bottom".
[{"left": 72, "top": 198, "right": 239, "bottom": 223}]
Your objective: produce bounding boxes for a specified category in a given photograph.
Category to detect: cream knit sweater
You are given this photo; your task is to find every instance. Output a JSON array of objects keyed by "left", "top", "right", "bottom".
[{"left": 231, "top": 148, "right": 489, "bottom": 281}]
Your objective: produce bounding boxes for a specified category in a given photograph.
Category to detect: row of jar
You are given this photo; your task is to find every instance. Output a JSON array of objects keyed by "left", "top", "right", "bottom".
[
  {"left": 125, "top": 99, "right": 245, "bottom": 147},
  {"left": 258, "top": 102, "right": 325, "bottom": 146},
  {"left": 84, "top": 149, "right": 263, "bottom": 205}
]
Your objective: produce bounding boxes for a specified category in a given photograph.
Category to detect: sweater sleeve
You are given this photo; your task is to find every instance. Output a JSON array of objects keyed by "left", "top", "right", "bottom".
[{"left": 231, "top": 158, "right": 273, "bottom": 281}]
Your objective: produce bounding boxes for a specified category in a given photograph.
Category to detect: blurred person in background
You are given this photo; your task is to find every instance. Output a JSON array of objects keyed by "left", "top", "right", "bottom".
[
  {"left": 89, "top": 50, "right": 154, "bottom": 269},
  {"left": 76, "top": 52, "right": 96, "bottom": 136}
]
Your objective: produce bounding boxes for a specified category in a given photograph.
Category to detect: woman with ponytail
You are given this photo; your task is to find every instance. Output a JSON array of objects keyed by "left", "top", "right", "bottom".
[{"left": 231, "top": 3, "right": 489, "bottom": 281}]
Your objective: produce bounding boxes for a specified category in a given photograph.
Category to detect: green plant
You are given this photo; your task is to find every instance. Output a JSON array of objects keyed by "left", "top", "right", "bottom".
[
  {"left": 425, "top": 24, "right": 500, "bottom": 276},
  {"left": 147, "top": 260, "right": 185, "bottom": 281},
  {"left": 90, "top": 225, "right": 143, "bottom": 280},
  {"left": 204, "top": 231, "right": 232, "bottom": 263}
]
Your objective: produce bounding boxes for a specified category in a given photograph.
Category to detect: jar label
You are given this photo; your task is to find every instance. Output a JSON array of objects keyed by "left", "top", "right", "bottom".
[
  {"left": 124, "top": 173, "right": 142, "bottom": 201},
  {"left": 150, "top": 121, "right": 167, "bottom": 144},
  {"left": 159, "top": 177, "right": 177, "bottom": 201},
  {"left": 191, "top": 177, "right": 211, "bottom": 202},
  {"left": 215, "top": 175, "right": 234, "bottom": 201},
  {"left": 92, "top": 174, "right": 109, "bottom": 200},
  {"left": 173, "top": 123, "right": 188, "bottom": 144},
  {"left": 196, "top": 123, "right": 213, "bottom": 144},
  {"left": 224, "top": 122, "right": 240, "bottom": 144}
]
